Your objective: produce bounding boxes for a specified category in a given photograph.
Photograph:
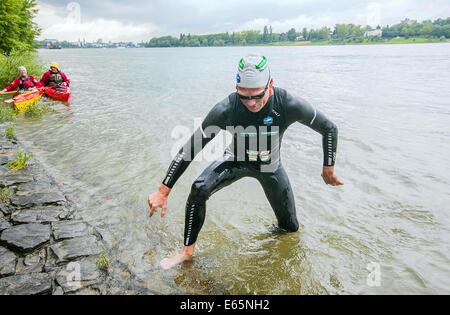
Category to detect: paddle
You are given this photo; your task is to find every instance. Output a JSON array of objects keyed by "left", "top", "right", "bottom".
[
  {"left": 0, "top": 91, "right": 19, "bottom": 95},
  {"left": 1, "top": 90, "right": 18, "bottom": 104}
]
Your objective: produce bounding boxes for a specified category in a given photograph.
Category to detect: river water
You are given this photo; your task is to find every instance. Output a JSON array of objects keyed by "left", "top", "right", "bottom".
[{"left": 14, "top": 44, "right": 450, "bottom": 294}]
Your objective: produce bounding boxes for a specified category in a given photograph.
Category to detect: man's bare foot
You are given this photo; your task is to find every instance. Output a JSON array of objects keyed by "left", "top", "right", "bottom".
[{"left": 160, "top": 252, "right": 193, "bottom": 270}]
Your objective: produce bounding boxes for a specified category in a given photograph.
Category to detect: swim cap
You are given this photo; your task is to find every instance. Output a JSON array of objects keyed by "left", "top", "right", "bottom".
[{"left": 236, "top": 55, "right": 271, "bottom": 88}]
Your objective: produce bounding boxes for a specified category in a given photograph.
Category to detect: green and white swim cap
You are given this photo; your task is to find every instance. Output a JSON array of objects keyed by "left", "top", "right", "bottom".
[{"left": 236, "top": 55, "right": 271, "bottom": 88}]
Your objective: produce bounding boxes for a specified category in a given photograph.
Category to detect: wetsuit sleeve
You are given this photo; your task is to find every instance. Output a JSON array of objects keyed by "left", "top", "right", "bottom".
[
  {"left": 162, "top": 97, "right": 231, "bottom": 188},
  {"left": 284, "top": 92, "right": 338, "bottom": 167}
]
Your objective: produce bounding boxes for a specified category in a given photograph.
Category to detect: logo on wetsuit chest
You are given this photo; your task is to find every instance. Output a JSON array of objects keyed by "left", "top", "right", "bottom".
[
  {"left": 247, "top": 150, "right": 271, "bottom": 162},
  {"left": 263, "top": 116, "right": 273, "bottom": 126}
]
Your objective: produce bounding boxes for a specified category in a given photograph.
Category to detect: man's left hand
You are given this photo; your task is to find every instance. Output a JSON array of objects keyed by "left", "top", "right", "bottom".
[{"left": 322, "top": 166, "right": 344, "bottom": 186}]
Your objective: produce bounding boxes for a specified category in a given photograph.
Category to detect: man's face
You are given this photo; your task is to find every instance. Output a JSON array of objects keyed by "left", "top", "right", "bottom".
[
  {"left": 237, "top": 80, "right": 273, "bottom": 113},
  {"left": 19, "top": 69, "right": 27, "bottom": 77},
  {"left": 50, "top": 67, "right": 58, "bottom": 73}
]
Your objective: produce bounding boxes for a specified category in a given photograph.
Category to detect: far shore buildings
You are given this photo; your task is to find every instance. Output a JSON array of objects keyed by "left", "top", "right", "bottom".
[
  {"left": 364, "top": 29, "right": 383, "bottom": 38},
  {"left": 40, "top": 38, "right": 145, "bottom": 49},
  {"left": 43, "top": 39, "right": 61, "bottom": 49}
]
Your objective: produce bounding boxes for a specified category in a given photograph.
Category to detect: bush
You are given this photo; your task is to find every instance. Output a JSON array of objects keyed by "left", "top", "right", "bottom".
[
  {"left": 0, "top": 0, "right": 41, "bottom": 56},
  {"left": 0, "top": 50, "right": 45, "bottom": 89}
]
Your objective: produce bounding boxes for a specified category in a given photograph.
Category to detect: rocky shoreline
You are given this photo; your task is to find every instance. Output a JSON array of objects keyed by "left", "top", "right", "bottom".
[{"left": 0, "top": 131, "right": 109, "bottom": 295}]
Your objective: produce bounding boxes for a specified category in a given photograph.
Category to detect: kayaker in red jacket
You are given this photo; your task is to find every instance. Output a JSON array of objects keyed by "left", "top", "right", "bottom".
[
  {"left": 1, "top": 66, "right": 42, "bottom": 92},
  {"left": 40, "top": 62, "right": 71, "bottom": 87}
]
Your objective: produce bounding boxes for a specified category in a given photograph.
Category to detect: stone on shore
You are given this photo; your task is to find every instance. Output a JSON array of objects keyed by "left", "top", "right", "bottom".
[
  {"left": 11, "top": 206, "right": 70, "bottom": 224},
  {"left": 0, "top": 246, "right": 17, "bottom": 276},
  {"left": 0, "top": 152, "right": 16, "bottom": 166},
  {"left": 0, "top": 273, "right": 52, "bottom": 295},
  {"left": 53, "top": 286, "right": 64, "bottom": 295},
  {"left": 0, "top": 144, "right": 15, "bottom": 151},
  {"left": 56, "top": 257, "right": 102, "bottom": 294},
  {"left": 15, "top": 248, "right": 46, "bottom": 275},
  {"left": 50, "top": 235, "right": 102, "bottom": 263},
  {"left": 0, "top": 168, "right": 34, "bottom": 187},
  {"left": 10, "top": 188, "right": 66, "bottom": 208},
  {"left": 0, "top": 134, "right": 109, "bottom": 295},
  {"left": 52, "top": 220, "right": 89, "bottom": 240},
  {"left": 0, "top": 223, "right": 51, "bottom": 252},
  {"left": 0, "top": 216, "right": 11, "bottom": 232},
  {"left": 0, "top": 203, "right": 14, "bottom": 215}
]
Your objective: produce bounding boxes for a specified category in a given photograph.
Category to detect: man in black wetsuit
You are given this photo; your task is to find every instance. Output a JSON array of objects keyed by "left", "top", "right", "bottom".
[{"left": 148, "top": 55, "right": 343, "bottom": 270}]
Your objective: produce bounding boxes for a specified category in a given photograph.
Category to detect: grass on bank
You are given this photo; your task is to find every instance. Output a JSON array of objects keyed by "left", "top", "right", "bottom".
[
  {"left": 256, "top": 40, "right": 314, "bottom": 46},
  {"left": 0, "top": 100, "right": 55, "bottom": 123},
  {"left": 5, "top": 124, "right": 17, "bottom": 140},
  {"left": 258, "top": 37, "right": 449, "bottom": 46},
  {"left": 0, "top": 187, "right": 11, "bottom": 203},
  {"left": 0, "top": 105, "right": 18, "bottom": 123},
  {"left": 0, "top": 50, "right": 45, "bottom": 88},
  {"left": 385, "top": 37, "right": 448, "bottom": 44},
  {"left": 96, "top": 253, "right": 110, "bottom": 272},
  {"left": 6, "top": 151, "right": 32, "bottom": 172},
  {"left": 25, "top": 101, "right": 55, "bottom": 119}
]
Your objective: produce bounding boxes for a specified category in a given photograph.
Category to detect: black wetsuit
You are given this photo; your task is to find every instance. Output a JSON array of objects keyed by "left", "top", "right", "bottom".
[{"left": 162, "top": 87, "right": 338, "bottom": 246}]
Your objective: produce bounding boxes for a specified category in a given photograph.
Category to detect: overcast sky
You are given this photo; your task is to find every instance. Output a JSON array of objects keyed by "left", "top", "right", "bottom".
[{"left": 35, "top": 0, "right": 450, "bottom": 42}]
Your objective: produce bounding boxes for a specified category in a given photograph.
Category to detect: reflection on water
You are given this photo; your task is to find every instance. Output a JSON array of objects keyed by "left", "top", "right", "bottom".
[{"left": 12, "top": 44, "right": 450, "bottom": 294}]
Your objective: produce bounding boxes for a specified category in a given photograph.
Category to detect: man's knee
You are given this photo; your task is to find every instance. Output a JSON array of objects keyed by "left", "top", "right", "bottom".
[{"left": 190, "top": 180, "right": 210, "bottom": 200}]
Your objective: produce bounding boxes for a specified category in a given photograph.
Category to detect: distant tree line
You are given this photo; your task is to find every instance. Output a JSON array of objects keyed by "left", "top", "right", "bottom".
[
  {"left": 145, "top": 17, "right": 450, "bottom": 47},
  {"left": 383, "top": 18, "right": 450, "bottom": 39}
]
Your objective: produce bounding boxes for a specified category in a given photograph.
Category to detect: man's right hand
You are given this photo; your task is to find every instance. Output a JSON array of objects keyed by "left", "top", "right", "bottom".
[{"left": 148, "top": 184, "right": 171, "bottom": 218}]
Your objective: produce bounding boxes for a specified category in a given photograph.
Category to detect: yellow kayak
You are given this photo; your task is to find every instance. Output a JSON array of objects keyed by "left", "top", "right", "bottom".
[{"left": 7, "top": 90, "right": 43, "bottom": 113}]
